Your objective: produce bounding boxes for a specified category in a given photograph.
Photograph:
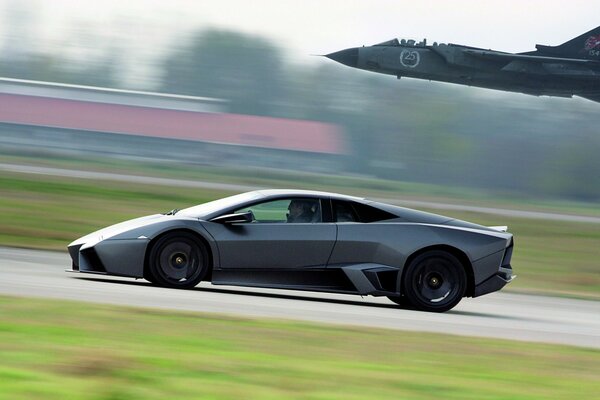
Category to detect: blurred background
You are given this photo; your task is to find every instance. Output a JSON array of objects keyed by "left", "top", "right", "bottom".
[
  {"left": 1, "top": 2, "right": 599, "bottom": 398},
  {"left": 0, "top": 0, "right": 598, "bottom": 202}
]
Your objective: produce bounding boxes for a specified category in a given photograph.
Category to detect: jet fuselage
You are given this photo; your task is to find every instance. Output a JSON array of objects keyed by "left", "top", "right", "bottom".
[{"left": 326, "top": 27, "right": 600, "bottom": 102}]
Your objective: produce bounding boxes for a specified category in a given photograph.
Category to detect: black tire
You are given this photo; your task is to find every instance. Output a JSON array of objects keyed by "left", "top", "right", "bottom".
[
  {"left": 147, "top": 232, "right": 208, "bottom": 289},
  {"left": 387, "top": 296, "right": 407, "bottom": 307},
  {"left": 402, "top": 250, "right": 467, "bottom": 312}
]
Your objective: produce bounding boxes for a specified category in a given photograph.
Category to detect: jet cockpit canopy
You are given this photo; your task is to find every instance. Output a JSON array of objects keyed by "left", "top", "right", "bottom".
[
  {"left": 373, "top": 39, "right": 400, "bottom": 46},
  {"left": 373, "top": 38, "right": 430, "bottom": 47}
]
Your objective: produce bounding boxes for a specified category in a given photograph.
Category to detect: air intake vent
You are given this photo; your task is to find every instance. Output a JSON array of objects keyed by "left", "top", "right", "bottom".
[
  {"left": 502, "top": 239, "right": 514, "bottom": 268},
  {"left": 79, "top": 247, "right": 106, "bottom": 273},
  {"left": 364, "top": 268, "right": 399, "bottom": 293}
]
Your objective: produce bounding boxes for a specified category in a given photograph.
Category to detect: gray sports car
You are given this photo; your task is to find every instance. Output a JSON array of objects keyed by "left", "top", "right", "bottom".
[{"left": 68, "top": 189, "right": 515, "bottom": 312}]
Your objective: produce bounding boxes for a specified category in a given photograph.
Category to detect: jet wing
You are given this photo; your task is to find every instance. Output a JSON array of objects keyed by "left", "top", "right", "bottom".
[{"left": 463, "top": 49, "right": 600, "bottom": 65}]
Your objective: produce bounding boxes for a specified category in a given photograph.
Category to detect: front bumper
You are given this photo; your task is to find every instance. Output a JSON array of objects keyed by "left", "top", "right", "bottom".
[{"left": 67, "top": 238, "right": 149, "bottom": 278}]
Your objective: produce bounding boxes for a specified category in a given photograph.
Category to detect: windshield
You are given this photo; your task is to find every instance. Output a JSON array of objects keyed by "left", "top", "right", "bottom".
[{"left": 177, "top": 191, "right": 263, "bottom": 218}]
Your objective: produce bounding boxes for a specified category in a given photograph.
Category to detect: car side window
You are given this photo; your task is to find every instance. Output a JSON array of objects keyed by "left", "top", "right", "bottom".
[
  {"left": 332, "top": 200, "right": 396, "bottom": 223},
  {"left": 332, "top": 200, "right": 358, "bottom": 222},
  {"left": 235, "top": 198, "right": 322, "bottom": 223}
]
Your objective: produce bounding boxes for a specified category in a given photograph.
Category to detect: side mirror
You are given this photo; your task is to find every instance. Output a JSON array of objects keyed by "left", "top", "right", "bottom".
[{"left": 210, "top": 211, "right": 254, "bottom": 224}]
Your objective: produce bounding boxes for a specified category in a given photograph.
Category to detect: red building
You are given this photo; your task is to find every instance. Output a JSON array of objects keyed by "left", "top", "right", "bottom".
[{"left": 0, "top": 78, "right": 346, "bottom": 171}]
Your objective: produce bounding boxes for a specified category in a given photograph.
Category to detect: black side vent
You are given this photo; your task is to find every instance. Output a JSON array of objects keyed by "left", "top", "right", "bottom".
[
  {"left": 376, "top": 269, "right": 399, "bottom": 292},
  {"left": 364, "top": 268, "right": 400, "bottom": 293},
  {"left": 80, "top": 248, "right": 106, "bottom": 273},
  {"left": 68, "top": 244, "right": 82, "bottom": 270}
]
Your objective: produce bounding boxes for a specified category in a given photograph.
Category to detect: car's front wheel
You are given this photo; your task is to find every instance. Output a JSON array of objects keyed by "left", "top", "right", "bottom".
[
  {"left": 402, "top": 250, "right": 467, "bottom": 312},
  {"left": 147, "top": 232, "right": 208, "bottom": 289}
]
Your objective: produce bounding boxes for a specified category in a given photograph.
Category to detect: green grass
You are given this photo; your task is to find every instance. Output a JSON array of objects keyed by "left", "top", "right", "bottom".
[
  {"left": 0, "top": 295, "right": 598, "bottom": 400},
  {"left": 0, "top": 173, "right": 229, "bottom": 249},
  {"left": 1, "top": 172, "right": 599, "bottom": 298},
  {"left": 2, "top": 152, "right": 599, "bottom": 217}
]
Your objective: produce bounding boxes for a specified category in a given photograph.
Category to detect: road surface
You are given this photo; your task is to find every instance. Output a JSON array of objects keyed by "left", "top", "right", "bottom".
[{"left": 1, "top": 247, "right": 598, "bottom": 349}]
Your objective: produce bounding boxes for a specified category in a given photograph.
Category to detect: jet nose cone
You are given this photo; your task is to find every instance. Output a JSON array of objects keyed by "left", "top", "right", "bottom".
[{"left": 325, "top": 47, "right": 359, "bottom": 67}]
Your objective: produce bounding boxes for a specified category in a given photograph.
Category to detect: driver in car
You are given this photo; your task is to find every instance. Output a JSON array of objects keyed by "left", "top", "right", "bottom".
[{"left": 286, "top": 200, "right": 314, "bottom": 223}]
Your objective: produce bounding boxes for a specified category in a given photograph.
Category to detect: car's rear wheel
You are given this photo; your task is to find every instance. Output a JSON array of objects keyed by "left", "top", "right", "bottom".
[
  {"left": 402, "top": 250, "right": 466, "bottom": 312},
  {"left": 387, "top": 296, "right": 414, "bottom": 309},
  {"left": 148, "top": 232, "right": 208, "bottom": 289}
]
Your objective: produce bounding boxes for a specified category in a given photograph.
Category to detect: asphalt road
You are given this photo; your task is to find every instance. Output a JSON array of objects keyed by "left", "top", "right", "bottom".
[
  {"left": 2, "top": 162, "right": 599, "bottom": 224},
  {"left": 1, "top": 247, "right": 599, "bottom": 349}
]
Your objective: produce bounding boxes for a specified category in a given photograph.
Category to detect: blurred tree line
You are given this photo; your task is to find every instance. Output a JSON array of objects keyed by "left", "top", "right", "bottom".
[{"left": 1, "top": 27, "right": 598, "bottom": 201}]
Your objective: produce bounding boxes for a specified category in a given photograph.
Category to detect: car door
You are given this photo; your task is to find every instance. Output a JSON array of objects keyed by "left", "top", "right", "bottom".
[
  {"left": 203, "top": 197, "right": 336, "bottom": 270},
  {"left": 328, "top": 199, "right": 402, "bottom": 267}
]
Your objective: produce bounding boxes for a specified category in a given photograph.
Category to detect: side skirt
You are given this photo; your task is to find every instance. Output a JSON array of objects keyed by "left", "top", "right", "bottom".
[
  {"left": 211, "top": 268, "right": 358, "bottom": 294},
  {"left": 211, "top": 265, "right": 402, "bottom": 297}
]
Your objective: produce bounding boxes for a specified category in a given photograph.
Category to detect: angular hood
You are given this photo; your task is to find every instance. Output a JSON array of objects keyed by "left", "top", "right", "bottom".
[{"left": 69, "top": 214, "right": 167, "bottom": 247}]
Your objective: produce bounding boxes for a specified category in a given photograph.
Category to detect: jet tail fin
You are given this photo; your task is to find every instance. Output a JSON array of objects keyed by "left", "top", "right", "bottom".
[{"left": 535, "top": 26, "right": 600, "bottom": 60}]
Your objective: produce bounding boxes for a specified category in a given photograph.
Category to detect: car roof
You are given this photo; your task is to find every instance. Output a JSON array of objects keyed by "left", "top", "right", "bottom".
[
  {"left": 255, "top": 189, "right": 366, "bottom": 202},
  {"left": 178, "top": 189, "right": 371, "bottom": 219}
]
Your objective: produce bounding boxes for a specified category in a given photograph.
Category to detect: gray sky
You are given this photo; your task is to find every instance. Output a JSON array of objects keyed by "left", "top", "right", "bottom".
[{"left": 1, "top": 0, "right": 598, "bottom": 87}]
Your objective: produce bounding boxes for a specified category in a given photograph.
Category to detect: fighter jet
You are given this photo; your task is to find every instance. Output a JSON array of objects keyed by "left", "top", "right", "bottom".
[{"left": 325, "top": 26, "right": 600, "bottom": 102}]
